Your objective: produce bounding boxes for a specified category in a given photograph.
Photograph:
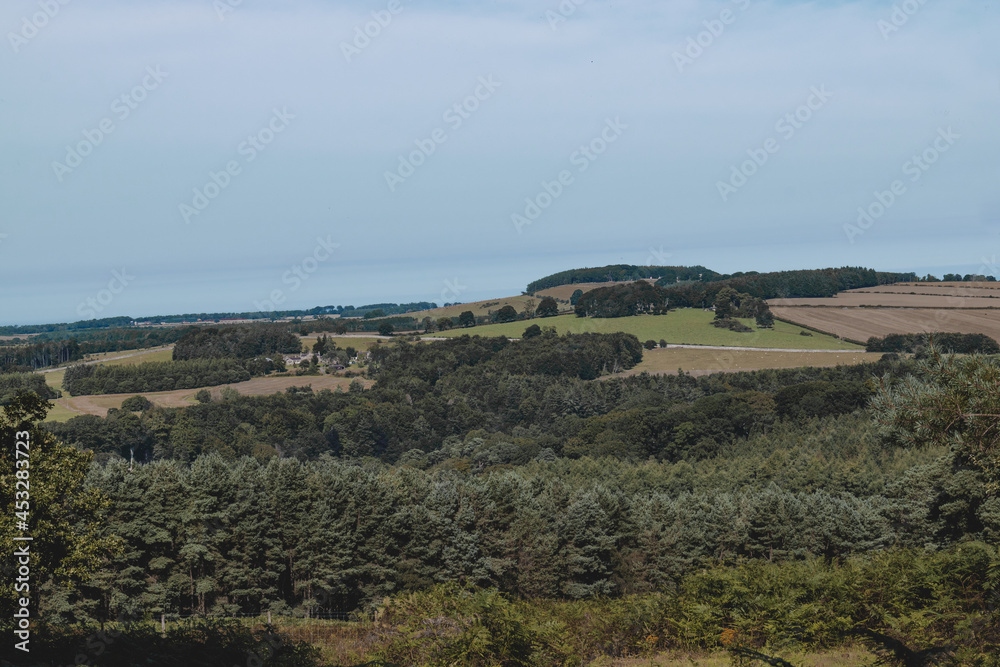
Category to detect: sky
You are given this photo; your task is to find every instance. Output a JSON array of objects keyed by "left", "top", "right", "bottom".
[{"left": 1, "top": 0, "right": 998, "bottom": 326}]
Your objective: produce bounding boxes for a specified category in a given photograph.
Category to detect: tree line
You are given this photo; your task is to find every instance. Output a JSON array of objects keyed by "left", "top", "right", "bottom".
[
  {"left": 865, "top": 332, "right": 1000, "bottom": 354},
  {"left": 527, "top": 264, "right": 720, "bottom": 293},
  {"left": 62, "top": 357, "right": 284, "bottom": 396},
  {"left": 656, "top": 266, "right": 917, "bottom": 307}
]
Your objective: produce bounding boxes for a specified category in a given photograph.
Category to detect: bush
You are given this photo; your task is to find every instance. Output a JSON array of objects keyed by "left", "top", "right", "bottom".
[
  {"left": 644, "top": 339, "right": 657, "bottom": 350},
  {"left": 522, "top": 324, "right": 542, "bottom": 339},
  {"left": 120, "top": 395, "right": 152, "bottom": 411},
  {"left": 711, "top": 318, "right": 753, "bottom": 333},
  {"left": 194, "top": 389, "right": 212, "bottom": 403}
]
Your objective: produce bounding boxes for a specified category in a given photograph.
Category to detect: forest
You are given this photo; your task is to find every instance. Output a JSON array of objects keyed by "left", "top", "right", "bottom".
[
  {"left": 3, "top": 329, "right": 999, "bottom": 665},
  {"left": 865, "top": 332, "right": 1000, "bottom": 354}
]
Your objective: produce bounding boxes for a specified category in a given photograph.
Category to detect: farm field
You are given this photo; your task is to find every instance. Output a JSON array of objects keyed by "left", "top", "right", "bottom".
[
  {"left": 771, "top": 306, "right": 1000, "bottom": 343},
  {"left": 612, "top": 347, "right": 880, "bottom": 377},
  {"left": 858, "top": 281, "right": 1000, "bottom": 293},
  {"left": 769, "top": 292, "right": 1000, "bottom": 308},
  {"left": 400, "top": 295, "right": 543, "bottom": 321},
  {"left": 438, "top": 310, "right": 861, "bottom": 349},
  {"left": 45, "top": 374, "right": 371, "bottom": 421},
  {"left": 533, "top": 280, "right": 655, "bottom": 302}
]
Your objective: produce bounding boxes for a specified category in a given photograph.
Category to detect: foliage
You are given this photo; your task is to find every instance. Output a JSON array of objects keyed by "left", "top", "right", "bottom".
[
  {"left": 0, "top": 392, "right": 121, "bottom": 621},
  {"left": 535, "top": 297, "right": 559, "bottom": 318},
  {"left": 527, "top": 264, "right": 718, "bottom": 293},
  {"left": 656, "top": 266, "right": 915, "bottom": 307},
  {"left": 865, "top": 332, "right": 1000, "bottom": 355},
  {"left": 0, "top": 372, "right": 60, "bottom": 402},
  {"left": 574, "top": 281, "right": 671, "bottom": 318},
  {"left": 173, "top": 323, "right": 301, "bottom": 360},
  {"left": 120, "top": 395, "right": 153, "bottom": 411},
  {"left": 871, "top": 349, "right": 1000, "bottom": 492}
]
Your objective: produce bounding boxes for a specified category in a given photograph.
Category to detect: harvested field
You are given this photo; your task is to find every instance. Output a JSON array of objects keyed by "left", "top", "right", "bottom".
[
  {"left": 534, "top": 280, "right": 656, "bottom": 302},
  {"left": 46, "top": 374, "right": 372, "bottom": 421},
  {"left": 611, "top": 347, "right": 880, "bottom": 377},
  {"left": 768, "top": 292, "right": 1000, "bottom": 308},
  {"left": 771, "top": 307, "right": 1000, "bottom": 343}
]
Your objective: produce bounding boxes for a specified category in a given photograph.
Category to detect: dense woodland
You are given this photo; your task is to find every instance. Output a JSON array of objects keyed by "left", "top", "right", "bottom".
[{"left": 865, "top": 332, "right": 1000, "bottom": 354}]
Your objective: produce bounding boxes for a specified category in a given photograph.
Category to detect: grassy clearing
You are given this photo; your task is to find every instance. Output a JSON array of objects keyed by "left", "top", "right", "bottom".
[
  {"left": 44, "top": 400, "right": 83, "bottom": 423},
  {"left": 618, "top": 347, "right": 880, "bottom": 376},
  {"left": 83, "top": 347, "right": 174, "bottom": 365},
  {"left": 438, "top": 310, "right": 861, "bottom": 350}
]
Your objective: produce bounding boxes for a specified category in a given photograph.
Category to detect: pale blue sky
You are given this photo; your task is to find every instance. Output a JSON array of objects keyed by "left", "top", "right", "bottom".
[{"left": 1, "top": 0, "right": 998, "bottom": 325}]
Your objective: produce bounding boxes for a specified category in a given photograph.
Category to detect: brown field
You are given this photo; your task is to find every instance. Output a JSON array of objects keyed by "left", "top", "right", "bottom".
[
  {"left": 771, "top": 307, "right": 1000, "bottom": 343},
  {"left": 48, "top": 374, "right": 371, "bottom": 420},
  {"left": 403, "top": 295, "right": 556, "bottom": 321},
  {"left": 769, "top": 292, "right": 1000, "bottom": 308},
  {"left": 611, "top": 347, "right": 880, "bottom": 378},
  {"left": 853, "top": 281, "right": 1000, "bottom": 295},
  {"left": 534, "top": 280, "right": 656, "bottom": 302}
]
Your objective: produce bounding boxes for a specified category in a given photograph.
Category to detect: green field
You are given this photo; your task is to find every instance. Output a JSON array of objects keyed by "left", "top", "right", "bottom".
[{"left": 437, "top": 310, "right": 862, "bottom": 350}]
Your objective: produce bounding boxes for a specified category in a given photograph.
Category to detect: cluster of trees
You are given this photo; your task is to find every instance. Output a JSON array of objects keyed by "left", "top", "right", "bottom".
[
  {"left": 172, "top": 324, "right": 301, "bottom": 360},
  {"left": 865, "top": 332, "right": 1000, "bottom": 354},
  {"left": 938, "top": 273, "right": 998, "bottom": 282},
  {"left": 0, "top": 371, "right": 60, "bottom": 402},
  {"left": 526, "top": 264, "right": 720, "bottom": 293},
  {"left": 62, "top": 357, "right": 284, "bottom": 396},
  {"left": 574, "top": 281, "right": 671, "bottom": 318},
  {"left": 713, "top": 287, "right": 774, "bottom": 327},
  {"left": 656, "top": 267, "right": 916, "bottom": 307}
]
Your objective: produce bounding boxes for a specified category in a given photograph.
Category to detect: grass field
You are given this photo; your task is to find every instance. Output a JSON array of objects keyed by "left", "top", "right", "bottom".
[
  {"left": 437, "top": 310, "right": 861, "bottom": 349},
  {"left": 83, "top": 347, "right": 175, "bottom": 364}
]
